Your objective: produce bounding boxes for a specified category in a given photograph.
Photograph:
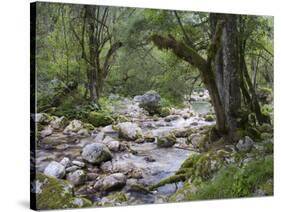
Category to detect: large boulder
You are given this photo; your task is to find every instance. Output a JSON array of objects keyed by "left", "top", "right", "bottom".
[
  {"left": 44, "top": 161, "right": 66, "bottom": 179},
  {"left": 82, "top": 143, "right": 112, "bottom": 165},
  {"left": 63, "top": 120, "right": 83, "bottom": 134},
  {"left": 133, "top": 95, "right": 143, "bottom": 103},
  {"left": 33, "top": 173, "right": 92, "bottom": 210},
  {"left": 66, "top": 170, "right": 87, "bottom": 186},
  {"left": 138, "top": 90, "right": 161, "bottom": 115},
  {"left": 115, "top": 122, "right": 143, "bottom": 140},
  {"left": 35, "top": 113, "right": 53, "bottom": 125},
  {"left": 157, "top": 133, "right": 176, "bottom": 148},
  {"left": 94, "top": 173, "right": 127, "bottom": 192},
  {"left": 236, "top": 136, "right": 254, "bottom": 152}
]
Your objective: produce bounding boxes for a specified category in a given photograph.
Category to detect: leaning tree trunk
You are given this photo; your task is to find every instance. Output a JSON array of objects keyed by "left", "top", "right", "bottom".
[
  {"left": 151, "top": 27, "right": 228, "bottom": 134},
  {"left": 151, "top": 14, "right": 244, "bottom": 140}
]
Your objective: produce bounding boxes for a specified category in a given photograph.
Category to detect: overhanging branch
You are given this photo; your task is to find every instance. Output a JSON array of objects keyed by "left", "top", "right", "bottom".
[{"left": 150, "top": 34, "right": 208, "bottom": 73}]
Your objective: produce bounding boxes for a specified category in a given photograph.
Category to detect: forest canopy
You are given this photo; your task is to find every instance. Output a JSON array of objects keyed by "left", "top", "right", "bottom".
[{"left": 35, "top": 2, "right": 273, "bottom": 139}]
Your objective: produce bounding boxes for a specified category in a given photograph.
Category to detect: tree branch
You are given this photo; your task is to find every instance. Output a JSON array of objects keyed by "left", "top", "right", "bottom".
[
  {"left": 151, "top": 34, "right": 208, "bottom": 73},
  {"left": 102, "top": 41, "right": 123, "bottom": 76},
  {"left": 173, "top": 11, "right": 194, "bottom": 48}
]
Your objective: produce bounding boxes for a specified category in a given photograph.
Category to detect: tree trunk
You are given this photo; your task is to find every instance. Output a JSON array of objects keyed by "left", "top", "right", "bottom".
[
  {"left": 152, "top": 14, "right": 244, "bottom": 141},
  {"left": 151, "top": 34, "right": 228, "bottom": 134},
  {"left": 210, "top": 14, "right": 224, "bottom": 102},
  {"left": 209, "top": 14, "right": 241, "bottom": 136},
  {"left": 221, "top": 14, "right": 241, "bottom": 131}
]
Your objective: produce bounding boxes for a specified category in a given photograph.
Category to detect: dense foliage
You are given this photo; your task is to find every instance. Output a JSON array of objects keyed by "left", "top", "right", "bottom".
[{"left": 36, "top": 3, "right": 273, "bottom": 116}]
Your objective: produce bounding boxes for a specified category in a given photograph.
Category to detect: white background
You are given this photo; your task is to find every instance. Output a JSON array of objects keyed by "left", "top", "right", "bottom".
[{"left": 0, "top": 0, "right": 280, "bottom": 211}]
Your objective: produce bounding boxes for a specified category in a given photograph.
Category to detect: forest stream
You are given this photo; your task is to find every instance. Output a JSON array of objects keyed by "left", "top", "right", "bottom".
[
  {"left": 32, "top": 4, "right": 274, "bottom": 209},
  {"left": 35, "top": 92, "right": 214, "bottom": 205}
]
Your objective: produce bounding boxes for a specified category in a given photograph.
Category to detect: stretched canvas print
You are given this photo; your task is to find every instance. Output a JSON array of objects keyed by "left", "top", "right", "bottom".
[{"left": 30, "top": 1, "right": 274, "bottom": 210}]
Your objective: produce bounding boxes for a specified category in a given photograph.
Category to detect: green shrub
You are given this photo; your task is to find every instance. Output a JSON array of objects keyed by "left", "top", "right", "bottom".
[
  {"left": 187, "top": 156, "right": 273, "bottom": 200},
  {"left": 88, "top": 111, "right": 114, "bottom": 127},
  {"left": 261, "top": 104, "right": 273, "bottom": 116}
]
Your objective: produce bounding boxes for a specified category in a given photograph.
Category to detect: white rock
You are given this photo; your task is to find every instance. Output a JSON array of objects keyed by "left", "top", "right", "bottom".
[
  {"left": 82, "top": 143, "right": 112, "bottom": 164},
  {"left": 63, "top": 120, "right": 83, "bottom": 134},
  {"left": 72, "top": 160, "right": 85, "bottom": 168},
  {"left": 40, "top": 125, "right": 53, "bottom": 138},
  {"left": 66, "top": 166, "right": 80, "bottom": 173},
  {"left": 44, "top": 161, "right": 65, "bottom": 179},
  {"left": 94, "top": 132, "right": 105, "bottom": 142},
  {"left": 77, "top": 129, "right": 90, "bottom": 137},
  {"left": 106, "top": 140, "right": 120, "bottom": 152},
  {"left": 116, "top": 122, "right": 143, "bottom": 140},
  {"left": 67, "top": 170, "right": 86, "bottom": 186},
  {"left": 60, "top": 157, "right": 71, "bottom": 168},
  {"left": 236, "top": 136, "right": 254, "bottom": 152},
  {"left": 35, "top": 113, "right": 44, "bottom": 123},
  {"left": 94, "top": 173, "right": 126, "bottom": 191},
  {"left": 102, "top": 136, "right": 114, "bottom": 143},
  {"left": 50, "top": 116, "right": 65, "bottom": 129}
]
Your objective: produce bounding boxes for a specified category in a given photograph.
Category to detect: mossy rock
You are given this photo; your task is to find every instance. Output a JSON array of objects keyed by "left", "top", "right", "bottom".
[
  {"left": 83, "top": 123, "right": 95, "bottom": 131},
  {"left": 114, "top": 122, "right": 143, "bottom": 141},
  {"left": 128, "top": 183, "right": 152, "bottom": 194},
  {"left": 168, "top": 182, "right": 196, "bottom": 202},
  {"left": 107, "top": 192, "right": 128, "bottom": 202},
  {"left": 180, "top": 151, "right": 227, "bottom": 181},
  {"left": 92, "top": 192, "right": 128, "bottom": 207},
  {"left": 159, "top": 107, "right": 170, "bottom": 117},
  {"left": 36, "top": 113, "right": 54, "bottom": 125},
  {"left": 149, "top": 151, "right": 228, "bottom": 191},
  {"left": 204, "top": 114, "right": 215, "bottom": 122},
  {"left": 173, "top": 128, "right": 194, "bottom": 138},
  {"left": 180, "top": 153, "right": 201, "bottom": 169},
  {"left": 88, "top": 111, "right": 114, "bottom": 127},
  {"left": 143, "top": 132, "right": 155, "bottom": 142},
  {"left": 114, "top": 115, "right": 130, "bottom": 123},
  {"left": 35, "top": 173, "right": 92, "bottom": 210},
  {"left": 148, "top": 174, "right": 186, "bottom": 191},
  {"left": 157, "top": 133, "right": 176, "bottom": 148}
]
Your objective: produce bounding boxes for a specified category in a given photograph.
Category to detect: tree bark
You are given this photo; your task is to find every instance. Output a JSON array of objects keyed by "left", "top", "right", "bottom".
[{"left": 221, "top": 14, "right": 241, "bottom": 131}]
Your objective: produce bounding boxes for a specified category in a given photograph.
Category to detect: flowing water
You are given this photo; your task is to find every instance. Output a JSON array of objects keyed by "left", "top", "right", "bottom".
[{"left": 36, "top": 99, "right": 213, "bottom": 205}]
